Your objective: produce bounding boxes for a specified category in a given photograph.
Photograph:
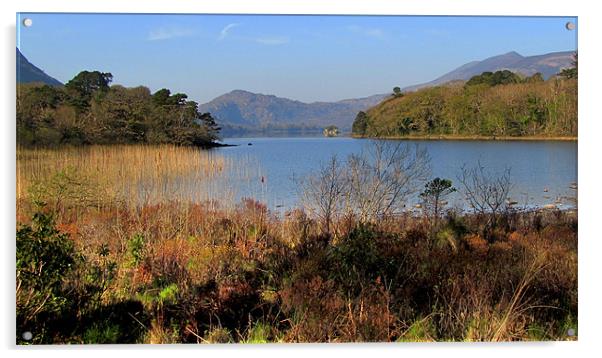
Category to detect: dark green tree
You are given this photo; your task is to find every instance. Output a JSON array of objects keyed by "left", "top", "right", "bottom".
[
  {"left": 65, "top": 70, "right": 113, "bottom": 110},
  {"left": 352, "top": 111, "right": 368, "bottom": 136},
  {"left": 96, "top": 85, "right": 149, "bottom": 143},
  {"left": 420, "top": 177, "right": 456, "bottom": 227},
  {"left": 167, "top": 93, "right": 188, "bottom": 106},
  {"left": 466, "top": 70, "right": 521, "bottom": 87},
  {"left": 198, "top": 112, "right": 221, "bottom": 141},
  {"left": 65, "top": 71, "right": 113, "bottom": 97},
  {"left": 399, "top": 117, "right": 417, "bottom": 135},
  {"left": 17, "top": 85, "right": 64, "bottom": 125},
  {"left": 151, "top": 88, "right": 171, "bottom": 106},
  {"left": 392, "top": 86, "right": 402, "bottom": 97}
]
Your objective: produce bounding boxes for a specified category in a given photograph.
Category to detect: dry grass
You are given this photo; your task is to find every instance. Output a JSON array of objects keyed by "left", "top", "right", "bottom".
[
  {"left": 17, "top": 145, "right": 263, "bottom": 209},
  {"left": 15, "top": 195, "right": 578, "bottom": 343}
]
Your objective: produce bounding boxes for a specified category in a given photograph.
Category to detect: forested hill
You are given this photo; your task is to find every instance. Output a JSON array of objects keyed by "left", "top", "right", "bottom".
[
  {"left": 17, "top": 70, "right": 221, "bottom": 147},
  {"left": 352, "top": 67, "right": 577, "bottom": 139}
]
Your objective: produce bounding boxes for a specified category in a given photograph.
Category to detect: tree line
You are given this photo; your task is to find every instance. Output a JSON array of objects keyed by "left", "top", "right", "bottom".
[
  {"left": 353, "top": 63, "right": 577, "bottom": 138},
  {"left": 17, "top": 71, "right": 221, "bottom": 147}
]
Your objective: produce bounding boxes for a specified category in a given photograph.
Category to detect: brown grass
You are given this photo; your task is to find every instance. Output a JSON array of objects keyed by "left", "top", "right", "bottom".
[{"left": 17, "top": 145, "right": 264, "bottom": 210}]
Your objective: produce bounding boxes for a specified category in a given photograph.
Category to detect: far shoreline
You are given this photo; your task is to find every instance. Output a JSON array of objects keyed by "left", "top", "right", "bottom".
[{"left": 350, "top": 134, "right": 578, "bottom": 142}]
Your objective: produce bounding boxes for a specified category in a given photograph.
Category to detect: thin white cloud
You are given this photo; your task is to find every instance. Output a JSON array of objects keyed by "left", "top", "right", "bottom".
[
  {"left": 147, "top": 26, "right": 195, "bottom": 41},
  {"left": 254, "top": 36, "right": 290, "bottom": 45},
  {"left": 218, "top": 23, "right": 240, "bottom": 40},
  {"left": 347, "top": 25, "right": 384, "bottom": 38}
]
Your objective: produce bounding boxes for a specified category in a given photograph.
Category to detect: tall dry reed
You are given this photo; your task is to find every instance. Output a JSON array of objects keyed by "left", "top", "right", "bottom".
[{"left": 17, "top": 145, "right": 263, "bottom": 210}]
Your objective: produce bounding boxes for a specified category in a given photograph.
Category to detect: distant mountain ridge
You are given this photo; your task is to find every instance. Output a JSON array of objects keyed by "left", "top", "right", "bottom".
[
  {"left": 402, "top": 50, "right": 574, "bottom": 92},
  {"left": 199, "top": 90, "right": 387, "bottom": 131},
  {"left": 201, "top": 50, "right": 574, "bottom": 132},
  {"left": 16, "top": 47, "right": 573, "bottom": 133},
  {"left": 16, "top": 48, "right": 62, "bottom": 87}
]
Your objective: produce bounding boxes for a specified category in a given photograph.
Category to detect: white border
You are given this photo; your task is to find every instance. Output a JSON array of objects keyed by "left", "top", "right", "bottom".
[{"left": 2, "top": 1, "right": 601, "bottom": 357}]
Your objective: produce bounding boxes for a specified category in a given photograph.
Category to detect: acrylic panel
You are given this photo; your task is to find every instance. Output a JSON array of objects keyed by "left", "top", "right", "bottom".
[{"left": 16, "top": 13, "right": 577, "bottom": 344}]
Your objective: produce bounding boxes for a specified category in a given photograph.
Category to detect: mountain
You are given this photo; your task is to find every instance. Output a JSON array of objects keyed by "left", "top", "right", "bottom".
[
  {"left": 16, "top": 48, "right": 62, "bottom": 86},
  {"left": 199, "top": 90, "right": 387, "bottom": 131},
  {"left": 201, "top": 50, "right": 574, "bottom": 133},
  {"left": 402, "top": 51, "right": 574, "bottom": 92}
]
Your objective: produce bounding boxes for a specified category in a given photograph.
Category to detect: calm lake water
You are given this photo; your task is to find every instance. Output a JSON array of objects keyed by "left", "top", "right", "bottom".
[{"left": 214, "top": 137, "right": 577, "bottom": 212}]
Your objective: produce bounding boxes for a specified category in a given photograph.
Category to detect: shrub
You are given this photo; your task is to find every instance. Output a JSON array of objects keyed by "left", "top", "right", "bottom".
[
  {"left": 83, "top": 243, "right": 117, "bottom": 306},
  {"left": 463, "top": 233, "right": 488, "bottom": 255},
  {"left": 16, "top": 211, "right": 76, "bottom": 332},
  {"left": 435, "top": 227, "right": 458, "bottom": 252},
  {"left": 243, "top": 321, "right": 271, "bottom": 343},
  {"left": 397, "top": 316, "right": 436, "bottom": 342},
  {"left": 14, "top": 195, "right": 577, "bottom": 343},
  {"left": 127, "top": 233, "right": 146, "bottom": 267},
  {"left": 82, "top": 322, "right": 121, "bottom": 344},
  {"left": 330, "top": 224, "right": 381, "bottom": 289}
]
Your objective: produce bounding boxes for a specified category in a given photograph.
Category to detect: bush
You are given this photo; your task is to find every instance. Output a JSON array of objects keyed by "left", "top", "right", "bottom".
[
  {"left": 330, "top": 224, "right": 381, "bottom": 287},
  {"left": 127, "top": 233, "right": 146, "bottom": 267},
  {"left": 16, "top": 211, "right": 76, "bottom": 340}
]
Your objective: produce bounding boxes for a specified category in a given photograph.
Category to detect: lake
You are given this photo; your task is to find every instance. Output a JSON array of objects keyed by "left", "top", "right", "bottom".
[{"left": 214, "top": 137, "right": 578, "bottom": 212}]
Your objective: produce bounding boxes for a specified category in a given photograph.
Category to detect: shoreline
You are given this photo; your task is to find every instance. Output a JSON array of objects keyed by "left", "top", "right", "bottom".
[{"left": 351, "top": 134, "right": 577, "bottom": 142}]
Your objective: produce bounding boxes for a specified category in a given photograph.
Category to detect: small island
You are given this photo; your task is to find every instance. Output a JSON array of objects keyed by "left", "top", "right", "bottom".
[{"left": 323, "top": 125, "right": 340, "bottom": 137}]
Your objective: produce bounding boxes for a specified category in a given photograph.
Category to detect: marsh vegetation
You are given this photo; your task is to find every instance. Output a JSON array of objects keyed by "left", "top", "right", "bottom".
[{"left": 16, "top": 141, "right": 577, "bottom": 344}]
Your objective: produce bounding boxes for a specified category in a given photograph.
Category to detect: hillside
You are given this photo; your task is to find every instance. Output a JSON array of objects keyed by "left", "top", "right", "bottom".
[
  {"left": 199, "top": 90, "right": 387, "bottom": 131},
  {"left": 402, "top": 51, "right": 574, "bottom": 92},
  {"left": 16, "top": 48, "right": 62, "bottom": 87},
  {"left": 200, "top": 50, "right": 573, "bottom": 134},
  {"left": 353, "top": 72, "right": 577, "bottom": 139}
]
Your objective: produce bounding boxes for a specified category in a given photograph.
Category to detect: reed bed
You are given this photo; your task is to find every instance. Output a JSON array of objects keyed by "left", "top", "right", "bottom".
[{"left": 17, "top": 145, "right": 264, "bottom": 209}]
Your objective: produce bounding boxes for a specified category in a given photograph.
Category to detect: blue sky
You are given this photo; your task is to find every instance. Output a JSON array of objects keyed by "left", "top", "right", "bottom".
[{"left": 17, "top": 14, "right": 577, "bottom": 103}]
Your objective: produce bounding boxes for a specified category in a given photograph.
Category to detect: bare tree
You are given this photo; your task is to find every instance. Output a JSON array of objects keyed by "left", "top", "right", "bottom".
[
  {"left": 346, "top": 141, "right": 431, "bottom": 223},
  {"left": 298, "top": 155, "right": 348, "bottom": 234},
  {"left": 299, "top": 141, "right": 431, "bottom": 230},
  {"left": 457, "top": 162, "right": 512, "bottom": 233}
]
